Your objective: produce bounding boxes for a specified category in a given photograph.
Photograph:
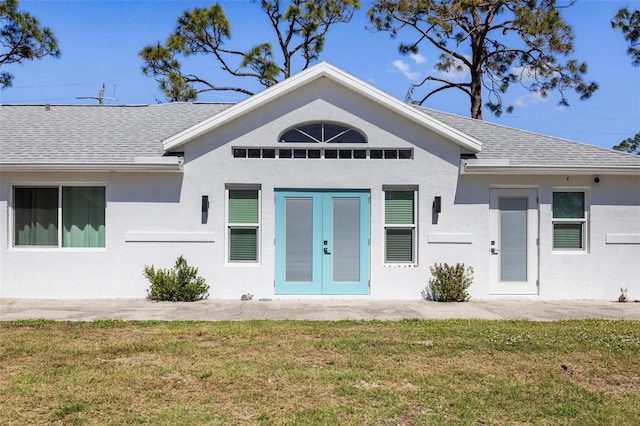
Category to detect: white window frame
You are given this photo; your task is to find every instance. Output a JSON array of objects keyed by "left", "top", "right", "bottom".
[
  {"left": 11, "top": 183, "right": 106, "bottom": 250},
  {"left": 551, "top": 189, "right": 589, "bottom": 252},
  {"left": 383, "top": 186, "right": 418, "bottom": 264},
  {"left": 225, "top": 185, "right": 261, "bottom": 264}
]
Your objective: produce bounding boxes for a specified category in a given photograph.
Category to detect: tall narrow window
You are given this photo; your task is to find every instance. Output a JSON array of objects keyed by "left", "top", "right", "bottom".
[
  {"left": 552, "top": 191, "right": 586, "bottom": 250},
  {"left": 384, "top": 189, "right": 417, "bottom": 263},
  {"left": 14, "top": 186, "right": 105, "bottom": 248},
  {"left": 227, "top": 188, "right": 260, "bottom": 262}
]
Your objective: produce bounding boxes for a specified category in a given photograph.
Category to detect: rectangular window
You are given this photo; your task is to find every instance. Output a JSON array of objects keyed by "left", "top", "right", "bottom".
[
  {"left": 14, "top": 186, "right": 105, "bottom": 248},
  {"left": 227, "top": 187, "right": 260, "bottom": 262},
  {"left": 552, "top": 191, "right": 586, "bottom": 250},
  {"left": 384, "top": 189, "right": 417, "bottom": 263}
]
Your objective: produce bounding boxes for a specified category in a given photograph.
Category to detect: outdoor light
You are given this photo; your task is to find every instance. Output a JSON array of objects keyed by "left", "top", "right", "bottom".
[
  {"left": 433, "top": 196, "right": 442, "bottom": 213},
  {"left": 201, "top": 195, "right": 209, "bottom": 213},
  {"left": 594, "top": 177, "right": 600, "bottom": 183}
]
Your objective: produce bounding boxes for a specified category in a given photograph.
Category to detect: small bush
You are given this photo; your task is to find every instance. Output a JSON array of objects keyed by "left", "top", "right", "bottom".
[
  {"left": 144, "top": 256, "right": 209, "bottom": 302},
  {"left": 423, "top": 263, "right": 473, "bottom": 302}
]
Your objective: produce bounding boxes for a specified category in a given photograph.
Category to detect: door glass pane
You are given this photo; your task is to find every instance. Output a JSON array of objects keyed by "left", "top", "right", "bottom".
[
  {"left": 285, "top": 198, "right": 313, "bottom": 282},
  {"left": 499, "top": 197, "right": 527, "bottom": 282},
  {"left": 332, "top": 198, "right": 360, "bottom": 282},
  {"left": 14, "top": 187, "right": 58, "bottom": 246}
]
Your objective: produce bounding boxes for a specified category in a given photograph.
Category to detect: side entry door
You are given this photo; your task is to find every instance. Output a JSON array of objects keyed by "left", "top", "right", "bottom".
[{"left": 489, "top": 188, "right": 539, "bottom": 295}]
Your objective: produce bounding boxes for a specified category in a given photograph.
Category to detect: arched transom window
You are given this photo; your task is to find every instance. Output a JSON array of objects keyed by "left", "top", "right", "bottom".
[{"left": 279, "top": 122, "right": 366, "bottom": 144}]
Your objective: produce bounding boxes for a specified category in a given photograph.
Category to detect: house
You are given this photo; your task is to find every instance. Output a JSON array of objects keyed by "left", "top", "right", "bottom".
[{"left": 1, "top": 62, "right": 639, "bottom": 300}]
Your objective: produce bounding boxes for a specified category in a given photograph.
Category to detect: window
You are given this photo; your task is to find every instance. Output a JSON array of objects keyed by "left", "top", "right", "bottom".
[
  {"left": 14, "top": 186, "right": 105, "bottom": 248},
  {"left": 232, "top": 147, "right": 413, "bottom": 160},
  {"left": 227, "top": 187, "right": 260, "bottom": 262},
  {"left": 384, "top": 189, "right": 417, "bottom": 263},
  {"left": 279, "top": 122, "right": 366, "bottom": 144},
  {"left": 552, "top": 191, "right": 586, "bottom": 250}
]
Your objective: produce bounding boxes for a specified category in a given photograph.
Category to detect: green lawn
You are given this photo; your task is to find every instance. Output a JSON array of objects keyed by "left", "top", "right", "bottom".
[{"left": 1, "top": 319, "right": 638, "bottom": 425}]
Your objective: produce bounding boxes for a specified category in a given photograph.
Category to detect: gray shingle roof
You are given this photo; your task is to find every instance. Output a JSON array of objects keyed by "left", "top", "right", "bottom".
[
  {"left": 420, "top": 107, "right": 640, "bottom": 167},
  {"left": 1, "top": 102, "right": 638, "bottom": 169},
  {"left": 0, "top": 103, "right": 231, "bottom": 163}
]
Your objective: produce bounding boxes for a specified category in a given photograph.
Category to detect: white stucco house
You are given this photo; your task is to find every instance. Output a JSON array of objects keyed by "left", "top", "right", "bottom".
[{"left": 1, "top": 62, "right": 639, "bottom": 300}]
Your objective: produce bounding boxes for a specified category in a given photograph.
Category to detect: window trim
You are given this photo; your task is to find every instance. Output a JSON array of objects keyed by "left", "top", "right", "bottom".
[
  {"left": 551, "top": 189, "right": 589, "bottom": 252},
  {"left": 11, "top": 183, "right": 107, "bottom": 250},
  {"left": 225, "top": 185, "right": 261, "bottom": 264},
  {"left": 383, "top": 186, "right": 418, "bottom": 264}
]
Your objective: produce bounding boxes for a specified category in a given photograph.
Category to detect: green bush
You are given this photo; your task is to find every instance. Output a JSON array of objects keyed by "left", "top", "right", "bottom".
[
  {"left": 144, "top": 255, "right": 209, "bottom": 302},
  {"left": 423, "top": 263, "right": 473, "bottom": 302}
]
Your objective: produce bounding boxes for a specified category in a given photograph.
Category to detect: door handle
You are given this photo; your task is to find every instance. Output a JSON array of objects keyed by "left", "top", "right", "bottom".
[
  {"left": 324, "top": 247, "right": 331, "bottom": 255},
  {"left": 491, "top": 248, "right": 499, "bottom": 255}
]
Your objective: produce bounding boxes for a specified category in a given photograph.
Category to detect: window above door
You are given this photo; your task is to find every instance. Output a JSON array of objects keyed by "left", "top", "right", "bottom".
[{"left": 279, "top": 122, "right": 366, "bottom": 144}]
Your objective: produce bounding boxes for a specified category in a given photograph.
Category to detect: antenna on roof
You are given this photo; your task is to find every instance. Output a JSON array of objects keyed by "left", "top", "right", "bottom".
[{"left": 76, "top": 83, "right": 117, "bottom": 105}]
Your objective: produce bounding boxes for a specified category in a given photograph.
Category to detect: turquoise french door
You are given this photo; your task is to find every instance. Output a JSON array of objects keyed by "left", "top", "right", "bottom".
[{"left": 275, "top": 190, "right": 370, "bottom": 295}]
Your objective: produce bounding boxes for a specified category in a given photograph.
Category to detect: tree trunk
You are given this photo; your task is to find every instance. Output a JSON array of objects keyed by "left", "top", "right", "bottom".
[
  {"left": 470, "top": 18, "right": 484, "bottom": 120},
  {"left": 470, "top": 51, "right": 483, "bottom": 120},
  {"left": 470, "top": 82, "right": 483, "bottom": 120}
]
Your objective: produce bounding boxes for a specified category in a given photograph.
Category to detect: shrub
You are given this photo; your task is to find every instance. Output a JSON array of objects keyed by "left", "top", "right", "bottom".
[
  {"left": 144, "top": 255, "right": 209, "bottom": 302},
  {"left": 423, "top": 263, "right": 473, "bottom": 302}
]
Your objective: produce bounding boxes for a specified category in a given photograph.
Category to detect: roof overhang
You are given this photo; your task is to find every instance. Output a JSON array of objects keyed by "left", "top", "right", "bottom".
[
  {"left": 0, "top": 157, "right": 183, "bottom": 173},
  {"left": 461, "top": 159, "right": 640, "bottom": 175},
  {"left": 162, "top": 62, "right": 482, "bottom": 153}
]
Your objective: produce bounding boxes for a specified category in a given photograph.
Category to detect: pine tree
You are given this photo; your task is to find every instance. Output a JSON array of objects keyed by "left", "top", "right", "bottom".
[
  {"left": 0, "top": 0, "right": 60, "bottom": 88},
  {"left": 140, "top": 0, "right": 360, "bottom": 102},
  {"left": 368, "top": 0, "right": 597, "bottom": 119}
]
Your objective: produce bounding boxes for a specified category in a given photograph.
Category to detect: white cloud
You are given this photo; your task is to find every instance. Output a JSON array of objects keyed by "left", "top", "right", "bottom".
[
  {"left": 392, "top": 60, "right": 421, "bottom": 82},
  {"left": 514, "top": 91, "right": 549, "bottom": 108},
  {"left": 511, "top": 65, "right": 537, "bottom": 82},
  {"left": 435, "top": 55, "right": 470, "bottom": 83},
  {"left": 529, "top": 91, "right": 547, "bottom": 103},
  {"left": 410, "top": 53, "right": 426, "bottom": 64}
]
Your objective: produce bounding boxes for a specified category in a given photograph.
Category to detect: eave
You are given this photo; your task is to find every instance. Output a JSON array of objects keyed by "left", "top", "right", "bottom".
[
  {"left": 461, "top": 159, "right": 640, "bottom": 175},
  {"left": 0, "top": 157, "right": 183, "bottom": 173}
]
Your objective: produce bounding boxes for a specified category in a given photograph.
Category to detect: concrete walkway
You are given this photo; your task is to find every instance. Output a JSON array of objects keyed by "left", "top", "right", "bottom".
[{"left": 1, "top": 298, "right": 638, "bottom": 321}]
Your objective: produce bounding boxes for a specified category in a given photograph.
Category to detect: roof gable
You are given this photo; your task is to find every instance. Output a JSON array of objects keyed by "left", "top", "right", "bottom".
[{"left": 161, "top": 62, "right": 483, "bottom": 153}]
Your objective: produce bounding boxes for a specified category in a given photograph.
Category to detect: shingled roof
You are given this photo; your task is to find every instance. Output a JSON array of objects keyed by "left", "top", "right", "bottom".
[
  {"left": 420, "top": 108, "right": 640, "bottom": 169},
  {"left": 0, "top": 103, "right": 230, "bottom": 165},
  {"left": 1, "top": 102, "right": 638, "bottom": 173}
]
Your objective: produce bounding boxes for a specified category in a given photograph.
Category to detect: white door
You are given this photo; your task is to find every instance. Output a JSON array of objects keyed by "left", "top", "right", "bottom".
[{"left": 489, "top": 189, "right": 539, "bottom": 295}]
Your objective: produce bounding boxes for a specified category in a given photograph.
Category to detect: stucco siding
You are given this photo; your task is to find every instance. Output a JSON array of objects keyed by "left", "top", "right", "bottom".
[{"left": 1, "top": 69, "right": 638, "bottom": 300}]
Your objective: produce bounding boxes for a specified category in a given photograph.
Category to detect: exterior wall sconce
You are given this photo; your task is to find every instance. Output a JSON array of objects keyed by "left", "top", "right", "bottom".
[
  {"left": 433, "top": 196, "right": 442, "bottom": 213},
  {"left": 594, "top": 177, "right": 600, "bottom": 183}
]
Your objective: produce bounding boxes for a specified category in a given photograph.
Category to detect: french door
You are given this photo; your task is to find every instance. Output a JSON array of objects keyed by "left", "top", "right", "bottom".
[
  {"left": 275, "top": 190, "right": 370, "bottom": 295},
  {"left": 489, "top": 189, "right": 539, "bottom": 295}
]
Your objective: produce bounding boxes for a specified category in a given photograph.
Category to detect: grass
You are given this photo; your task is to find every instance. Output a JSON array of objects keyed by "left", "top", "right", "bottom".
[{"left": 1, "top": 319, "right": 639, "bottom": 425}]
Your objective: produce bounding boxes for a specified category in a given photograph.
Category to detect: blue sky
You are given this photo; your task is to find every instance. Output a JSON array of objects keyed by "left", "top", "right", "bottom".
[{"left": 1, "top": 0, "right": 638, "bottom": 150}]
